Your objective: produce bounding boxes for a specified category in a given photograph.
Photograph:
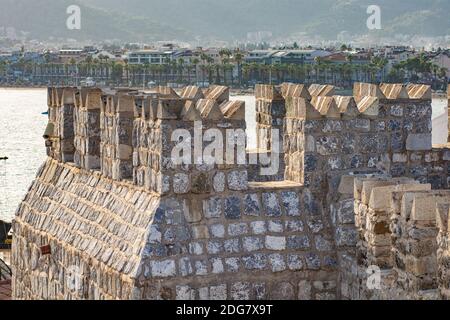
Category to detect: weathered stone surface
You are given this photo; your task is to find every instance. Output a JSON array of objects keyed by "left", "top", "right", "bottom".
[
  {"left": 213, "top": 172, "right": 226, "bottom": 192},
  {"left": 280, "top": 191, "right": 301, "bottom": 216},
  {"left": 191, "top": 173, "right": 211, "bottom": 194},
  {"left": 228, "top": 170, "right": 248, "bottom": 191},
  {"left": 271, "top": 282, "right": 295, "bottom": 300},
  {"left": 244, "top": 194, "right": 261, "bottom": 216},
  {"left": 151, "top": 260, "right": 176, "bottom": 278},
  {"left": 228, "top": 223, "right": 248, "bottom": 236},
  {"left": 287, "top": 254, "right": 304, "bottom": 270},
  {"left": 243, "top": 237, "right": 264, "bottom": 252},
  {"left": 335, "top": 226, "right": 357, "bottom": 247},
  {"left": 173, "top": 173, "right": 190, "bottom": 194},
  {"left": 16, "top": 85, "right": 448, "bottom": 301},
  {"left": 406, "top": 134, "right": 432, "bottom": 151},
  {"left": 224, "top": 196, "right": 242, "bottom": 219},
  {"left": 265, "top": 236, "right": 287, "bottom": 251},
  {"left": 210, "top": 224, "right": 225, "bottom": 238},
  {"left": 230, "top": 282, "right": 251, "bottom": 300},
  {"left": 287, "top": 235, "right": 310, "bottom": 250},
  {"left": 203, "top": 197, "right": 223, "bottom": 219},
  {"left": 262, "top": 193, "right": 282, "bottom": 217},
  {"left": 247, "top": 221, "right": 266, "bottom": 236},
  {"left": 242, "top": 254, "right": 267, "bottom": 270}
]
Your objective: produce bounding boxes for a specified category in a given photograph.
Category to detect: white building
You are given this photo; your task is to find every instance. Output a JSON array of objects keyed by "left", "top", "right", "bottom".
[{"left": 127, "top": 49, "right": 176, "bottom": 65}]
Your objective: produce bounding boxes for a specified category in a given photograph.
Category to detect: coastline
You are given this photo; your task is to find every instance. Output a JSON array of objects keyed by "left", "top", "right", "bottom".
[
  {"left": 0, "top": 85, "right": 446, "bottom": 98},
  {"left": 0, "top": 86, "right": 47, "bottom": 90}
]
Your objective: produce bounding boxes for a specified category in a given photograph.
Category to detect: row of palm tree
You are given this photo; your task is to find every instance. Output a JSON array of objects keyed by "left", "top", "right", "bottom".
[
  {"left": 1, "top": 51, "right": 447, "bottom": 89},
  {"left": 388, "top": 53, "right": 448, "bottom": 84},
  {"left": 17, "top": 51, "right": 243, "bottom": 87},
  {"left": 241, "top": 59, "right": 387, "bottom": 87}
]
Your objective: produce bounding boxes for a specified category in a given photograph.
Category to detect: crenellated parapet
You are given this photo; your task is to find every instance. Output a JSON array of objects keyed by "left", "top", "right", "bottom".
[
  {"left": 100, "top": 90, "right": 136, "bottom": 180},
  {"left": 44, "top": 82, "right": 436, "bottom": 192},
  {"left": 344, "top": 175, "right": 450, "bottom": 300},
  {"left": 73, "top": 88, "right": 103, "bottom": 170},
  {"left": 253, "top": 82, "right": 434, "bottom": 192},
  {"left": 18, "top": 82, "right": 450, "bottom": 300},
  {"left": 43, "top": 85, "right": 246, "bottom": 190}
]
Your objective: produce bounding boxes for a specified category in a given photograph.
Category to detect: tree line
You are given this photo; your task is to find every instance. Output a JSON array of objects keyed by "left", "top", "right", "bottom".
[{"left": 0, "top": 51, "right": 448, "bottom": 89}]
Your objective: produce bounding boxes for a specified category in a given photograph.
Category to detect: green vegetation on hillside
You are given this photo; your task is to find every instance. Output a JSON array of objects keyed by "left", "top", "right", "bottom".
[{"left": 0, "top": 0, "right": 449, "bottom": 41}]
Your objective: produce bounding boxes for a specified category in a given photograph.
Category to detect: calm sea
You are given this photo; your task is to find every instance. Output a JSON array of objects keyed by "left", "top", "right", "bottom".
[
  {"left": 0, "top": 89, "right": 47, "bottom": 222},
  {"left": 0, "top": 89, "right": 447, "bottom": 222}
]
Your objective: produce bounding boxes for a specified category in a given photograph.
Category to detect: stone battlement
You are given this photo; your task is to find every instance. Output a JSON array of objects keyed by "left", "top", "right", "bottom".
[
  {"left": 339, "top": 175, "right": 450, "bottom": 300},
  {"left": 11, "top": 82, "right": 450, "bottom": 300},
  {"left": 45, "top": 82, "right": 437, "bottom": 188}
]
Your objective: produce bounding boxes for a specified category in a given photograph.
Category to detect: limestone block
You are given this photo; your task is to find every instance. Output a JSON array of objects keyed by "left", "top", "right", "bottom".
[
  {"left": 354, "top": 177, "right": 384, "bottom": 201},
  {"left": 406, "top": 134, "right": 432, "bottom": 151},
  {"left": 361, "top": 180, "right": 395, "bottom": 205},
  {"left": 355, "top": 96, "right": 379, "bottom": 117},
  {"left": 192, "top": 225, "right": 210, "bottom": 239},
  {"left": 265, "top": 236, "right": 286, "bottom": 251},
  {"left": 227, "top": 170, "right": 248, "bottom": 191},
  {"left": 435, "top": 203, "right": 449, "bottom": 233},
  {"left": 369, "top": 183, "right": 429, "bottom": 211},
  {"left": 183, "top": 199, "right": 202, "bottom": 223},
  {"left": 380, "top": 83, "right": 409, "bottom": 99},
  {"left": 353, "top": 83, "right": 385, "bottom": 98},
  {"left": 191, "top": 173, "right": 211, "bottom": 194},
  {"left": 405, "top": 255, "right": 437, "bottom": 276},
  {"left": 150, "top": 260, "right": 176, "bottom": 278},
  {"left": 407, "top": 84, "right": 432, "bottom": 100},
  {"left": 411, "top": 193, "right": 450, "bottom": 222},
  {"left": 281, "top": 83, "right": 311, "bottom": 99},
  {"left": 309, "top": 84, "right": 335, "bottom": 97},
  {"left": 367, "top": 233, "right": 391, "bottom": 246},
  {"left": 243, "top": 237, "right": 264, "bottom": 252},
  {"left": 173, "top": 173, "right": 190, "bottom": 194},
  {"left": 338, "top": 175, "right": 357, "bottom": 195}
]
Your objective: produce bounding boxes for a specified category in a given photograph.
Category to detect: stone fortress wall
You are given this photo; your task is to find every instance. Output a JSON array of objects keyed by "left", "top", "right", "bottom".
[{"left": 10, "top": 82, "right": 450, "bottom": 300}]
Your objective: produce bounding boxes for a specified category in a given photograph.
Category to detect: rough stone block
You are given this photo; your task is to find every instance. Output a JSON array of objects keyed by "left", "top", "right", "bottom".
[
  {"left": 369, "top": 183, "right": 429, "bottom": 211},
  {"left": 228, "top": 170, "right": 248, "bottom": 191},
  {"left": 150, "top": 260, "right": 176, "bottom": 278},
  {"left": 265, "top": 236, "right": 286, "bottom": 251},
  {"left": 406, "top": 134, "right": 432, "bottom": 151},
  {"left": 338, "top": 176, "right": 356, "bottom": 195},
  {"left": 411, "top": 193, "right": 448, "bottom": 221}
]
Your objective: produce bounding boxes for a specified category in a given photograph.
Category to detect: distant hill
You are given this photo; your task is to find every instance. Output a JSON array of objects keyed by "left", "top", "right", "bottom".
[
  {"left": 0, "top": 0, "right": 192, "bottom": 42},
  {"left": 1, "top": 0, "right": 449, "bottom": 42},
  {"left": 80, "top": 0, "right": 450, "bottom": 40}
]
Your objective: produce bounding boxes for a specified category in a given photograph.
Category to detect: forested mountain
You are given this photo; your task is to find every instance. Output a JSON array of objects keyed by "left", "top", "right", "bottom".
[{"left": 1, "top": 0, "right": 449, "bottom": 42}]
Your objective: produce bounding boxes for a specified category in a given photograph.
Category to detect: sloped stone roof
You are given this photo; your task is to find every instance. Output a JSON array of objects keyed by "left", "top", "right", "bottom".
[{"left": 14, "top": 159, "right": 160, "bottom": 277}]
